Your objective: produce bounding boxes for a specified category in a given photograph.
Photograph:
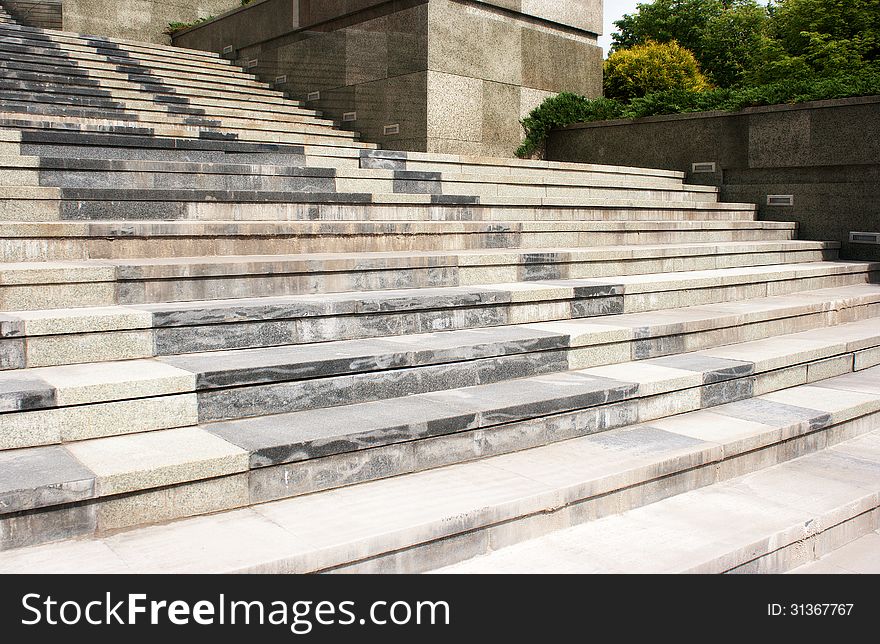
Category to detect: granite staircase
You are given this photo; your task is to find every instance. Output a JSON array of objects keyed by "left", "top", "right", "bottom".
[{"left": 0, "top": 11, "right": 878, "bottom": 574}]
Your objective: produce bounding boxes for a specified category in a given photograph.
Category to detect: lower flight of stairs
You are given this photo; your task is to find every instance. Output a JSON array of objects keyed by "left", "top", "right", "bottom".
[
  {"left": 1, "top": 366, "right": 879, "bottom": 573},
  {"left": 0, "top": 10, "right": 878, "bottom": 574}
]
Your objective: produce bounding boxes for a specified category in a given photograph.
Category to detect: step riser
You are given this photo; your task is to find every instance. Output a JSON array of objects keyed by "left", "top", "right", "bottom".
[
  {"left": 0, "top": 68, "right": 295, "bottom": 106},
  {"left": 2, "top": 375, "right": 876, "bottom": 557},
  {"left": 0, "top": 63, "right": 285, "bottom": 102},
  {"left": 2, "top": 296, "right": 876, "bottom": 445},
  {"left": 0, "top": 49, "right": 278, "bottom": 91},
  {"left": 191, "top": 304, "right": 880, "bottom": 424},
  {"left": 0, "top": 25, "right": 225, "bottom": 61},
  {"left": 19, "top": 144, "right": 309, "bottom": 166},
  {"left": 0, "top": 247, "right": 838, "bottom": 312},
  {"left": 19, "top": 176, "right": 713, "bottom": 204},
  {"left": 333, "top": 418, "right": 880, "bottom": 575},
  {"left": 3, "top": 268, "right": 874, "bottom": 369},
  {"left": 0, "top": 197, "right": 750, "bottom": 224},
  {"left": 0, "top": 23, "right": 229, "bottom": 64},
  {"left": 0, "top": 108, "right": 360, "bottom": 141},
  {"left": 5, "top": 161, "right": 699, "bottom": 193},
  {"left": 724, "top": 508, "right": 880, "bottom": 574},
  {"left": 0, "top": 228, "right": 799, "bottom": 262},
  {"left": 0, "top": 35, "right": 236, "bottom": 69},
  {"left": 0, "top": 156, "right": 718, "bottom": 197},
  {"left": 0, "top": 116, "right": 371, "bottom": 150},
  {"left": 0, "top": 89, "right": 334, "bottom": 125}
]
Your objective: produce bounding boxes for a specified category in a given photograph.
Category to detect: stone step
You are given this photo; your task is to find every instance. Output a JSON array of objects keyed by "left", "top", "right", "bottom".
[
  {"left": 0, "top": 82, "right": 339, "bottom": 125},
  {"left": 2, "top": 261, "right": 875, "bottom": 368},
  {"left": 7, "top": 130, "right": 691, "bottom": 182},
  {"left": 789, "top": 530, "right": 880, "bottom": 574},
  {"left": 0, "top": 181, "right": 720, "bottom": 217},
  {"left": 0, "top": 365, "right": 877, "bottom": 569},
  {"left": 0, "top": 114, "right": 375, "bottom": 148},
  {"left": 433, "top": 422, "right": 880, "bottom": 574},
  {"left": 0, "top": 240, "right": 837, "bottom": 310},
  {"left": 361, "top": 149, "right": 686, "bottom": 181},
  {"left": 0, "top": 219, "right": 800, "bottom": 262},
  {"left": 0, "top": 158, "right": 705, "bottom": 198},
  {"left": 0, "top": 103, "right": 364, "bottom": 142},
  {"left": 4, "top": 156, "right": 698, "bottom": 193},
  {"left": 0, "top": 54, "right": 288, "bottom": 101},
  {"left": 0, "top": 283, "right": 876, "bottom": 438},
  {"left": 0, "top": 64, "right": 307, "bottom": 108},
  {"left": 0, "top": 34, "right": 268, "bottom": 79},
  {"left": 0, "top": 43, "right": 280, "bottom": 91},
  {"left": 9, "top": 128, "right": 313, "bottom": 162},
  {"left": 0, "top": 21, "right": 229, "bottom": 65}
]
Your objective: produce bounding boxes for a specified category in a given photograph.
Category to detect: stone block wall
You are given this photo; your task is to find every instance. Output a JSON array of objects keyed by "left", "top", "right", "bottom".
[
  {"left": 546, "top": 96, "right": 880, "bottom": 260},
  {"left": 173, "top": 0, "right": 603, "bottom": 156}
]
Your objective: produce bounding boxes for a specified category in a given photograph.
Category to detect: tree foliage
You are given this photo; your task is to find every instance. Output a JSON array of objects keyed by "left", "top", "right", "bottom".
[
  {"left": 612, "top": 0, "right": 770, "bottom": 87},
  {"left": 604, "top": 41, "right": 712, "bottom": 101}
]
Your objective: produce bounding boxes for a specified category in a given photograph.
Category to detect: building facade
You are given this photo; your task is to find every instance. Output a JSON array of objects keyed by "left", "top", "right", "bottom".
[{"left": 172, "top": 0, "right": 604, "bottom": 156}]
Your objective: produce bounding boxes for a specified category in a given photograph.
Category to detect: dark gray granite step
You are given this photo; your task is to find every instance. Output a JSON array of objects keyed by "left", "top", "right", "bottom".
[
  {"left": 0, "top": 22, "right": 227, "bottom": 64},
  {"left": 18, "top": 129, "right": 307, "bottom": 156}
]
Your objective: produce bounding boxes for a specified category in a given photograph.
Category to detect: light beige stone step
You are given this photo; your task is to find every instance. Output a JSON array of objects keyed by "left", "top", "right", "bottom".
[
  {"left": 1, "top": 368, "right": 877, "bottom": 572},
  {"left": 789, "top": 530, "right": 880, "bottom": 574},
  {"left": 0, "top": 240, "right": 836, "bottom": 310},
  {"left": 0, "top": 219, "right": 800, "bottom": 262},
  {"left": 433, "top": 426, "right": 880, "bottom": 574}
]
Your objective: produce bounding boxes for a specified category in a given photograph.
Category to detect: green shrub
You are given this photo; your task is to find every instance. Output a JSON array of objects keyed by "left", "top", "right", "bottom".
[
  {"left": 604, "top": 40, "right": 712, "bottom": 101},
  {"left": 515, "top": 93, "right": 625, "bottom": 158},
  {"left": 166, "top": 1, "right": 253, "bottom": 35},
  {"left": 516, "top": 65, "right": 880, "bottom": 157}
]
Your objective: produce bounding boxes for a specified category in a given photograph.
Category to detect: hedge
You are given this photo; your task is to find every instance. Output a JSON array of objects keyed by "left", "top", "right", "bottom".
[{"left": 516, "top": 65, "right": 880, "bottom": 158}]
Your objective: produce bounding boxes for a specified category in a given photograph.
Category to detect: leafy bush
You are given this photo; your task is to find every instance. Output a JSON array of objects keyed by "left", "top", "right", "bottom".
[
  {"left": 613, "top": 0, "right": 770, "bottom": 88},
  {"left": 604, "top": 40, "right": 712, "bottom": 101},
  {"left": 516, "top": 65, "right": 880, "bottom": 158},
  {"left": 516, "top": 93, "right": 625, "bottom": 158},
  {"left": 166, "top": 0, "right": 254, "bottom": 34}
]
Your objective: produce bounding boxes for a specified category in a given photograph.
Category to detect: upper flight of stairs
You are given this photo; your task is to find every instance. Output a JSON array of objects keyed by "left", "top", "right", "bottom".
[{"left": 0, "top": 9, "right": 877, "bottom": 573}]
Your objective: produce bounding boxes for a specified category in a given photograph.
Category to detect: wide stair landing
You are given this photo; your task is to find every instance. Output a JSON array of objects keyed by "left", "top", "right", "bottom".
[{"left": 0, "top": 9, "right": 877, "bottom": 574}]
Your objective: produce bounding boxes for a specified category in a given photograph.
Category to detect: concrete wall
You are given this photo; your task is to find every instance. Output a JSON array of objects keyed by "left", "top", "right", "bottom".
[
  {"left": 5, "top": 0, "right": 243, "bottom": 43},
  {"left": 547, "top": 96, "right": 880, "bottom": 261},
  {"left": 173, "top": 0, "right": 603, "bottom": 156}
]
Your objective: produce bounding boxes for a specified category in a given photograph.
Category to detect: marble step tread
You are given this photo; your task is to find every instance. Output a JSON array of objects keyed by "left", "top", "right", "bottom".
[
  {"left": 0, "top": 63, "right": 284, "bottom": 103},
  {"left": 9, "top": 130, "right": 688, "bottom": 181},
  {"left": 0, "top": 283, "right": 877, "bottom": 418},
  {"left": 0, "top": 46, "right": 268, "bottom": 90},
  {"left": 0, "top": 240, "right": 837, "bottom": 310},
  {"left": 0, "top": 219, "right": 798, "bottom": 235},
  {"left": 0, "top": 22, "right": 229, "bottom": 63},
  {"left": 0, "top": 239, "right": 837, "bottom": 282},
  {"left": 1, "top": 367, "right": 878, "bottom": 572},
  {"left": 0, "top": 107, "right": 362, "bottom": 141},
  {"left": 0, "top": 90, "right": 339, "bottom": 124},
  {"left": 2, "top": 156, "right": 707, "bottom": 192},
  {"left": 0, "top": 88, "right": 334, "bottom": 124},
  {"left": 0, "top": 49, "right": 280, "bottom": 92},
  {"left": 0, "top": 66, "right": 304, "bottom": 108},
  {"left": 0, "top": 40, "right": 271, "bottom": 80},
  {"left": 0, "top": 32, "right": 233, "bottom": 67},
  {"left": 4, "top": 259, "right": 873, "bottom": 367},
  {"left": 10, "top": 128, "right": 311, "bottom": 154},
  {"left": 360, "top": 149, "right": 687, "bottom": 180},
  {"left": 434, "top": 426, "right": 880, "bottom": 574},
  {"left": 788, "top": 530, "right": 880, "bottom": 574},
  {"left": 0, "top": 116, "right": 376, "bottom": 150},
  {"left": 3, "top": 260, "right": 874, "bottom": 338}
]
